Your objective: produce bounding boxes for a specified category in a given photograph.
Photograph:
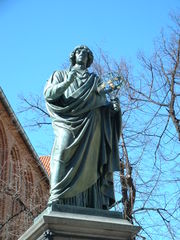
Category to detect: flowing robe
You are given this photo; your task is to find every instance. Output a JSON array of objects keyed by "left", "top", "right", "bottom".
[{"left": 44, "top": 70, "right": 121, "bottom": 209}]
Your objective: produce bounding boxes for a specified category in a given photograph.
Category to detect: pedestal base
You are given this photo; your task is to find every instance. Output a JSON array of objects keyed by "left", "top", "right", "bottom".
[{"left": 19, "top": 204, "right": 140, "bottom": 240}]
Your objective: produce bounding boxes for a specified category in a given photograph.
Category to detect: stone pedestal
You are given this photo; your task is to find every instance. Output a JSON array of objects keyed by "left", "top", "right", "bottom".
[{"left": 19, "top": 204, "right": 140, "bottom": 240}]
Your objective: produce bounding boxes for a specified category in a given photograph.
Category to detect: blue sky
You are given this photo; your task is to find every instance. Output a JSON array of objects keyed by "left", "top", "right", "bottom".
[
  {"left": 0, "top": 1, "right": 180, "bottom": 239},
  {"left": 0, "top": 0, "right": 179, "bottom": 154}
]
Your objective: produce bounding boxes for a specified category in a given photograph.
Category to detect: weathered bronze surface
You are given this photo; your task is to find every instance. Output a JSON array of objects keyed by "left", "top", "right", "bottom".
[{"left": 44, "top": 45, "right": 121, "bottom": 209}]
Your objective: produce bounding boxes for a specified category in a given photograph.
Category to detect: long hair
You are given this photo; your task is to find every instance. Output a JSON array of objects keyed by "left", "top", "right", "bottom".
[{"left": 69, "top": 45, "right": 94, "bottom": 69}]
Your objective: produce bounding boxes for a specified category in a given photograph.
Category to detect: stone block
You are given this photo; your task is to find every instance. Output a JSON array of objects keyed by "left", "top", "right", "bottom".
[{"left": 19, "top": 205, "right": 140, "bottom": 240}]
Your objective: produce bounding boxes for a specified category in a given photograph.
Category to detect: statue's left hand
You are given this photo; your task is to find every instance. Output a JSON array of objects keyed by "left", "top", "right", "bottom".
[{"left": 111, "top": 98, "right": 120, "bottom": 112}]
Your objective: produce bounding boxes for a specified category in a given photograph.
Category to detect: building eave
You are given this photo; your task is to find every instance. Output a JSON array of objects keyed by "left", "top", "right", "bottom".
[{"left": 0, "top": 87, "right": 49, "bottom": 182}]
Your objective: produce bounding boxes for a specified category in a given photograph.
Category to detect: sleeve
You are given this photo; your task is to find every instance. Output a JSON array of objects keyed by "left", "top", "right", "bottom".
[
  {"left": 44, "top": 71, "right": 71, "bottom": 102},
  {"left": 96, "top": 75, "right": 106, "bottom": 95}
]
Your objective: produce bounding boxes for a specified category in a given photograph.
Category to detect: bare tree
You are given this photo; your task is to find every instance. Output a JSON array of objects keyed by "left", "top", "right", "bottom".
[
  {"left": 0, "top": 154, "right": 48, "bottom": 239},
  {"left": 121, "top": 12, "right": 180, "bottom": 240},
  {"left": 17, "top": 12, "right": 180, "bottom": 240}
]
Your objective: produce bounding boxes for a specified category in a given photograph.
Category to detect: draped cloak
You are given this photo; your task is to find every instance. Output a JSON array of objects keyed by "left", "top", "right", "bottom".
[{"left": 44, "top": 70, "right": 121, "bottom": 209}]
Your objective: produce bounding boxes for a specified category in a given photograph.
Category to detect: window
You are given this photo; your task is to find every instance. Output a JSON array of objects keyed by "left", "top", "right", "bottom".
[
  {"left": 8, "top": 146, "right": 21, "bottom": 191},
  {"left": 0, "top": 121, "right": 7, "bottom": 182}
]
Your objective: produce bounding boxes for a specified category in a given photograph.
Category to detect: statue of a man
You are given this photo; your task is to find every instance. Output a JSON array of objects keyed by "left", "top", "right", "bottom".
[{"left": 44, "top": 45, "right": 121, "bottom": 209}]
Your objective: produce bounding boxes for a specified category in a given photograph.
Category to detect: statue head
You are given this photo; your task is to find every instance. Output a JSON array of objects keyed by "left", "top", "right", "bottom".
[{"left": 70, "top": 45, "right": 94, "bottom": 68}]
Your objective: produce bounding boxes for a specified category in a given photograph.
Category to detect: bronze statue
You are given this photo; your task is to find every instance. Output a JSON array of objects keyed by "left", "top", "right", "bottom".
[{"left": 44, "top": 45, "right": 121, "bottom": 209}]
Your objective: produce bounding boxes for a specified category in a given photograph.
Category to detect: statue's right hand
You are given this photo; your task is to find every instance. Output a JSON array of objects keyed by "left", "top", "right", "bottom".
[{"left": 67, "top": 70, "right": 77, "bottom": 83}]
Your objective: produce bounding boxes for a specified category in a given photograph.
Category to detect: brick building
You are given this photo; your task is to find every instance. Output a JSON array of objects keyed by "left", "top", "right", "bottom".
[{"left": 0, "top": 88, "right": 50, "bottom": 239}]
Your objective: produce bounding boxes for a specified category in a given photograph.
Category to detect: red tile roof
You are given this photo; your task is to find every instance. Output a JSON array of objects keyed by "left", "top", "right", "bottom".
[{"left": 39, "top": 156, "right": 50, "bottom": 176}]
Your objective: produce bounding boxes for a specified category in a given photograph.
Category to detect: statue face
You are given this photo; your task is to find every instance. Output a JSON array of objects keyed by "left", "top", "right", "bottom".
[{"left": 75, "top": 48, "right": 88, "bottom": 67}]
